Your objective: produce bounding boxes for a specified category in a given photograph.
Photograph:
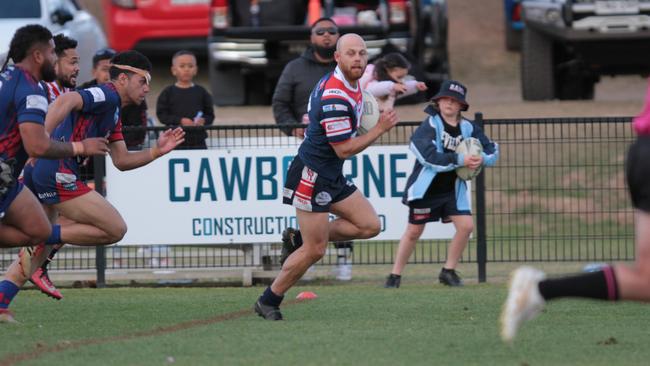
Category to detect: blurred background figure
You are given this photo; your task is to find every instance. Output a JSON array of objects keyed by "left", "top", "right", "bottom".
[
  {"left": 360, "top": 52, "right": 428, "bottom": 111},
  {"left": 157, "top": 50, "right": 214, "bottom": 150}
]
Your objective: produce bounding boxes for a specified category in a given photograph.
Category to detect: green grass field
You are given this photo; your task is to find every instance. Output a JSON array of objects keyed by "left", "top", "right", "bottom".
[{"left": 2, "top": 281, "right": 650, "bottom": 366}]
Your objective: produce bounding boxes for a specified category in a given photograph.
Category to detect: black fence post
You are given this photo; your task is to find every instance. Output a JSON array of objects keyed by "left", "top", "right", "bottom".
[
  {"left": 474, "top": 113, "right": 487, "bottom": 283},
  {"left": 93, "top": 155, "right": 106, "bottom": 288}
]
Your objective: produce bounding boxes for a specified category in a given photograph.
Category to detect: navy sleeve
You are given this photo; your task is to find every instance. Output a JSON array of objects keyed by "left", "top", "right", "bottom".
[
  {"left": 77, "top": 85, "right": 118, "bottom": 115},
  {"left": 318, "top": 94, "right": 354, "bottom": 144},
  {"left": 410, "top": 118, "right": 458, "bottom": 171},
  {"left": 15, "top": 80, "right": 47, "bottom": 125}
]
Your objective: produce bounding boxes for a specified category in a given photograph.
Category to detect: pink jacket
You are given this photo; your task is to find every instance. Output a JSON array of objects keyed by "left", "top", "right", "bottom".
[
  {"left": 360, "top": 64, "right": 421, "bottom": 110},
  {"left": 633, "top": 78, "right": 650, "bottom": 135}
]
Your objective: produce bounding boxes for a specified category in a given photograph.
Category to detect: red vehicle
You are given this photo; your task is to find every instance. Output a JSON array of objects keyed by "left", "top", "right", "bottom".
[{"left": 104, "top": 0, "right": 211, "bottom": 54}]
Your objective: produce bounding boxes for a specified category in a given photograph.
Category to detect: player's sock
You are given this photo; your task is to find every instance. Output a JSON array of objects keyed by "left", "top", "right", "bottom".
[
  {"left": 45, "top": 224, "right": 61, "bottom": 245},
  {"left": 0, "top": 280, "right": 20, "bottom": 309},
  {"left": 538, "top": 265, "right": 619, "bottom": 301},
  {"left": 259, "top": 286, "right": 284, "bottom": 307},
  {"left": 41, "top": 246, "right": 61, "bottom": 270}
]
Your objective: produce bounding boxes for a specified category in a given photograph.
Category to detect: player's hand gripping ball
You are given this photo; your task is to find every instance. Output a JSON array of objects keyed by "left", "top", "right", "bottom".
[
  {"left": 358, "top": 90, "right": 380, "bottom": 135},
  {"left": 455, "top": 137, "right": 483, "bottom": 180}
]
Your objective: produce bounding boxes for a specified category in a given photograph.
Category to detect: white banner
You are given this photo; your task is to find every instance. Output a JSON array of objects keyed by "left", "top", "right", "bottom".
[{"left": 105, "top": 144, "right": 469, "bottom": 245}]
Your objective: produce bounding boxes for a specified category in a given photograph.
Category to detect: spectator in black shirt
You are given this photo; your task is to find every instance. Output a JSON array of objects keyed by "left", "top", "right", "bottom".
[
  {"left": 80, "top": 48, "right": 148, "bottom": 150},
  {"left": 156, "top": 50, "right": 214, "bottom": 150},
  {"left": 272, "top": 17, "right": 338, "bottom": 138}
]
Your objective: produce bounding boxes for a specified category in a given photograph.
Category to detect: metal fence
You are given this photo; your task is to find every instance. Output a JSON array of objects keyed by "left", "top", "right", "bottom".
[{"left": 0, "top": 115, "right": 636, "bottom": 283}]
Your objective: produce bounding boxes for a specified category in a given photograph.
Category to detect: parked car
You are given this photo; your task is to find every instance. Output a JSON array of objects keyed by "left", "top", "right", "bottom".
[
  {"left": 520, "top": 0, "right": 650, "bottom": 101},
  {"left": 0, "top": 0, "right": 108, "bottom": 83},
  {"left": 208, "top": 0, "right": 449, "bottom": 105},
  {"left": 104, "top": 0, "right": 211, "bottom": 55},
  {"left": 503, "top": 0, "right": 523, "bottom": 51}
]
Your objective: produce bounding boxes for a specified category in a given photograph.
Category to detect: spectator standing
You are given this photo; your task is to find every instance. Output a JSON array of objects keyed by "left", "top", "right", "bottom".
[
  {"left": 272, "top": 17, "right": 338, "bottom": 138},
  {"left": 156, "top": 50, "right": 214, "bottom": 150},
  {"left": 384, "top": 81, "right": 499, "bottom": 288}
]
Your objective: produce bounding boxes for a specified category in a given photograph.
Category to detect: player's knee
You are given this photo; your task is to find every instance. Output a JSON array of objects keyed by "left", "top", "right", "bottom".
[
  {"left": 105, "top": 220, "right": 128, "bottom": 244},
  {"left": 359, "top": 217, "right": 381, "bottom": 239},
  {"left": 26, "top": 220, "right": 51, "bottom": 245},
  {"left": 305, "top": 245, "right": 327, "bottom": 261}
]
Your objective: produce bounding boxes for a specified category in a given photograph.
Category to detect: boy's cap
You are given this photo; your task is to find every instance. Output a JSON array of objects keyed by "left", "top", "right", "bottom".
[{"left": 431, "top": 80, "right": 469, "bottom": 111}]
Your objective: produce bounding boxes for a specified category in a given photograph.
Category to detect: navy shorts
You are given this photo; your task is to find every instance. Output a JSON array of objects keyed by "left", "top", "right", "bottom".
[
  {"left": 283, "top": 156, "right": 357, "bottom": 213},
  {"left": 626, "top": 136, "right": 650, "bottom": 212},
  {"left": 0, "top": 182, "right": 24, "bottom": 218},
  {"left": 29, "top": 158, "right": 92, "bottom": 205},
  {"left": 407, "top": 192, "right": 470, "bottom": 225}
]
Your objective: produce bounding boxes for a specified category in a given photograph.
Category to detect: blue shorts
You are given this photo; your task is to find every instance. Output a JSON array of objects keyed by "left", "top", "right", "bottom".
[
  {"left": 29, "top": 158, "right": 92, "bottom": 205},
  {"left": 407, "top": 192, "right": 470, "bottom": 225},
  {"left": 282, "top": 156, "right": 357, "bottom": 213},
  {"left": 0, "top": 182, "right": 24, "bottom": 218}
]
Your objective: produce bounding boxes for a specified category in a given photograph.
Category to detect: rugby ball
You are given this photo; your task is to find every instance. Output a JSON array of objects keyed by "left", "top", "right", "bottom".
[
  {"left": 358, "top": 90, "right": 380, "bottom": 135},
  {"left": 455, "top": 137, "right": 483, "bottom": 180}
]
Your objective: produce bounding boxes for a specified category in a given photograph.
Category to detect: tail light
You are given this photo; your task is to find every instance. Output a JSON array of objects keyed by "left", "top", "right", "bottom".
[
  {"left": 111, "top": 0, "right": 136, "bottom": 9},
  {"left": 388, "top": 0, "right": 408, "bottom": 25},
  {"left": 211, "top": 0, "right": 229, "bottom": 29},
  {"left": 512, "top": 3, "right": 522, "bottom": 22}
]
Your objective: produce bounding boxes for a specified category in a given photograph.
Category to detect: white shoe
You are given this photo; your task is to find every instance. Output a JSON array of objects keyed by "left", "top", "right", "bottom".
[
  {"left": 500, "top": 266, "right": 546, "bottom": 344},
  {"left": 335, "top": 264, "right": 352, "bottom": 281}
]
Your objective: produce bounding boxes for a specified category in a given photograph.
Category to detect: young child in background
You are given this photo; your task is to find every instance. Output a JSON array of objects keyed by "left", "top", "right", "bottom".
[
  {"left": 157, "top": 50, "right": 214, "bottom": 149},
  {"left": 385, "top": 80, "right": 499, "bottom": 288},
  {"left": 360, "top": 52, "right": 428, "bottom": 110}
]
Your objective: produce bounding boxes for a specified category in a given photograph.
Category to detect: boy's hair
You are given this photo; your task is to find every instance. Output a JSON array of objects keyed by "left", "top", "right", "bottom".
[
  {"left": 92, "top": 48, "right": 116, "bottom": 68},
  {"left": 109, "top": 50, "right": 152, "bottom": 80},
  {"left": 53, "top": 34, "right": 78, "bottom": 57},
  {"left": 172, "top": 50, "right": 196, "bottom": 63},
  {"left": 3, "top": 24, "right": 52, "bottom": 70},
  {"left": 373, "top": 52, "right": 411, "bottom": 82}
]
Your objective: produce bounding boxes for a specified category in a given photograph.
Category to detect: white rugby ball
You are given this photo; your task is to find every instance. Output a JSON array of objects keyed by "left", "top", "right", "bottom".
[
  {"left": 358, "top": 90, "right": 380, "bottom": 135},
  {"left": 455, "top": 137, "right": 483, "bottom": 180}
]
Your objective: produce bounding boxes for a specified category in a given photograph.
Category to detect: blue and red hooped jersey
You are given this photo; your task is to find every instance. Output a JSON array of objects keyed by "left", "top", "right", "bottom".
[
  {"left": 0, "top": 66, "right": 48, "bottom": 178},
  {"left": 51, "top": 83, "right": 124, "bottom": 147},
  {"left": 299, "top": 66, "right": 363, "bottom": 180},
  {"left": 47, "top": 83, "right": 124, "bottom": 174}
]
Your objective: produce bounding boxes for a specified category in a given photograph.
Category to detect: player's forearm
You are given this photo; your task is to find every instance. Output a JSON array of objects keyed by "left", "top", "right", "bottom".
[
  {"left": 333, "top": 128, "right": 384, "bottom": 159},
  {"left": 112, "top": 148, "right": 159, "bottom": 171},
  {"left": 32, "top": 139, "right": 74, "bottom": 158}
]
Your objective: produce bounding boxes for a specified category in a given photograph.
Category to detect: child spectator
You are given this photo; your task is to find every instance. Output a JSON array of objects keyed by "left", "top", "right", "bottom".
[
  {"left": 157, "top": 50, "right": 214, "bottom": 149},
  {"left": 360, "top": 52, "right": 428, "bottom": 111}
]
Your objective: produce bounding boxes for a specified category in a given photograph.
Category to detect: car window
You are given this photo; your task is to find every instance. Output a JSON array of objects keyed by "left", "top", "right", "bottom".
[{"left": 0, "top": 0, "right": 42, "bottom": 18}]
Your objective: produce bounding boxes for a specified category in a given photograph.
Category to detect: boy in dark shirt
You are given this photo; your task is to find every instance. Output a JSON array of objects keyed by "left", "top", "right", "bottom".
[{"left": 156, "top": 50, "right": 214, "bottom": 149}]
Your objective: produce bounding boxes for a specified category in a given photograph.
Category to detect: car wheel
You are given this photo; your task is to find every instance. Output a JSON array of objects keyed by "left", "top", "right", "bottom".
[
  {"left": 505, "top": 20, "right": 522, "bottom": 51},
  {"left": 521, "top": 27, "right": 555, "bottom": 101}
]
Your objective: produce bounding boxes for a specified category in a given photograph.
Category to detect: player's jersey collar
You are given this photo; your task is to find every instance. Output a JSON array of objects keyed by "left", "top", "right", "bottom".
[{"left": 333, "top": 66, "right": 359, "bottom": 92}]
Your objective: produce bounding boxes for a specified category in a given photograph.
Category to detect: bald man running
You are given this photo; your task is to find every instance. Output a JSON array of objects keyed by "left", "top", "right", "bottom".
[{"left": 254, "top": 33, "right": 399, "bottom": 320}]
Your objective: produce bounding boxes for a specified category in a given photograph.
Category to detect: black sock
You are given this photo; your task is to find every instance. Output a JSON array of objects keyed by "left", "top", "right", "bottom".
[
  {"left": 294, "top": 230, "right": 303, "bottom": 247},
  {"left": 538, "top": 267, "right": 619, "bottom": 301},
  {"left": 389, "top": 273, "right": 401, "bottom": 279},
  {"left": 259, "top": 286, "right": 284, "bottom": 307},
  {"left": 41, "top": 247, "right": 60, "bottom": 270}
]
